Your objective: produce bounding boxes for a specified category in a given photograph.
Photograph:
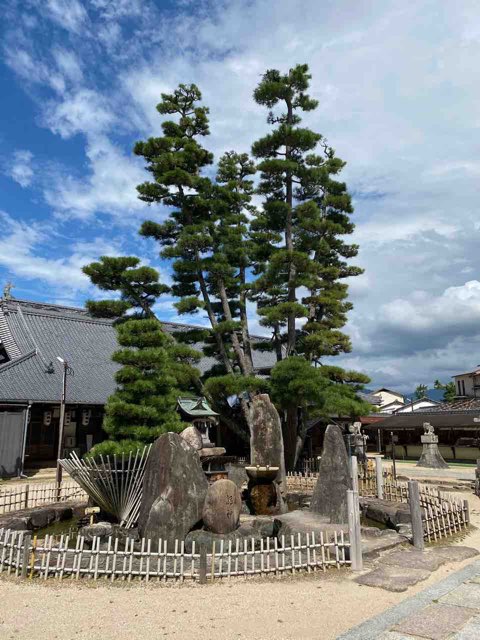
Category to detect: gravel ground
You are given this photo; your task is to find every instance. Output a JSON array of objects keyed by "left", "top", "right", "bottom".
[{"left": 1, "top": 488, "right": 479, "bottom": 639}]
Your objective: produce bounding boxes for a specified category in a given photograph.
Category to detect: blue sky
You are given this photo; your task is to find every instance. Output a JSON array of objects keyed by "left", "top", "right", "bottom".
[{"left": 1, "top": 0, "right": 480, "bottom": 392}]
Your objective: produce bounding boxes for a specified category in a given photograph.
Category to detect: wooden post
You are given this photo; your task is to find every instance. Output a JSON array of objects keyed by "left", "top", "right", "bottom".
[
  {"left": 198, "top": 543, "right": 207, "bottom": 585},
  {"left": 463, "top": 499, "right": 470, "bottom": 526},
  {"left": 21, "top": 534, "right": 31, "bottom": 579},
  {"left": 351, "top": 455, "right": 359, "bottom": 494},
  {"left": 24, "top": 485, "right": 29, "bottom": 510},
  {"left": 347, "top": 490, "right": 363, "bottom": 571},
  {"left": 408, "top": 480, "right": 424, "bottom": 550},
  {"left": 375, "top": 457, "right": 383, "bottom": 500}
]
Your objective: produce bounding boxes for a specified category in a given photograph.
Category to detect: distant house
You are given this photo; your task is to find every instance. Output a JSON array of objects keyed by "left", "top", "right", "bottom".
[
  {"left": 365, "top": 365, "right": 480, "bottom": 461},
  {"left": 368, "top": 388, "right": 406, "bottom": 414},
  {"left": 0, "top": 297, "right": 276, "bottom": 476},
  {"left": 372, "top": 387, "right": 405, "bottom": 407},
  {"left": 393, "top": 397, "right": 440, "bottom": 413},
  {"left": 452, "top": 367, "right": 480, "bottom": 398}
]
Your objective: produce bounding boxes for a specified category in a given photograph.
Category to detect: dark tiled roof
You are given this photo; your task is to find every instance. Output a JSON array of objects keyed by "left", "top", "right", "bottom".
[
  {"left": 417, "top": 397, "right": 480, "bottom": 413},
  {"left": 358, "top": 391, "right": 382, "bottom": 406},
  {"left": 0, "top": 298, "right": 276, "bottom": 404}
]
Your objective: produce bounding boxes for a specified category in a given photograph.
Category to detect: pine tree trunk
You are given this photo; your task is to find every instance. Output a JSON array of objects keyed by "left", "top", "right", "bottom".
[
  {"left": 283, "top": 406, "right": 298, "bottom": 471},
  {"left": 285, "top": 99, "right": 297, "bottom": 356}
]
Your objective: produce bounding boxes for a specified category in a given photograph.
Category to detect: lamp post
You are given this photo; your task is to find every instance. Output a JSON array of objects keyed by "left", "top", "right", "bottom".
[{"left": 56, "top": 357, "right": 68, "bottom": 488}]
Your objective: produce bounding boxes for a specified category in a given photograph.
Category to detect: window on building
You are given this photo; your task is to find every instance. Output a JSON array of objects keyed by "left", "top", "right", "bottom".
[
  {"left": 462, "top": 380, "right": 466, "bottom": 396},
  {"left": 457, "top": 380, "right": 462, "bottom": 396}
]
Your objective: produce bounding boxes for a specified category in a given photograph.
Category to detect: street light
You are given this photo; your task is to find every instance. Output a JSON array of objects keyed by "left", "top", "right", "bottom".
[{"left": 56, "top": 357, "right": 69, "bottom": 488}]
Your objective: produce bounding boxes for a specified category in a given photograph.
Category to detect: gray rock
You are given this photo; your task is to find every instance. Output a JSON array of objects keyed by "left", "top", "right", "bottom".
[
  {"left": 138, "top": 432, "right": 209, "bottom": 548},
  {"left": 274, "top": 509, "right": 347, "bottom": 543},
  {"left": 310, "top": 424, "right": 352, "bottom": 523},
  {"left": 80, "top": 521, "right": 113, "bottom": 543},
  {"left": 247, "top": 394, "right": 286, "bottom": 508},
  {"left": 0, "top": 515, "right": 30, "bottom": 531},
  {"left": 180, "top": 425, "right": 203, "bottom": 451},
  {"left": 51, "top": 505, "right": 73, "bottom": 521},
  {"left": 360, "top": 497, "right": 411, "bottom": 528},
  {"left": 361, "top": 530, "right": 406, "bottom": 558},
  {"left": 238, "top": 515, "right": 275, "bottom": 539},
  {"left": 382, "top": 548, "right": 445, "bottom": 571},
  {"left": 430, "top": 546, "right": 479, "bottom": 563},
  {"left": 29, "top": 507, "right": 56, "bottom": 529},
  {"left": 225, "top": 463, "right": 248, "bottom": 489},
  {"left": 355, "top": 565, "right": 430, "bottom": 591},
  {"left": 184, "top": 527, "right": 265, "bottom": 553},
  {"left": 203, "top": 479, "right": 241, "bottom": 534}
]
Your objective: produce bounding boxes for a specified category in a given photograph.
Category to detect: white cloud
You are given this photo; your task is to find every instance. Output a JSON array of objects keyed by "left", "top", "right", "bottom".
[
  {"left": 381, "top": 281, "right": 480, "bottom": 335},
  {"left": 43, "top": 90, "right": 115, "bottom": 138},
  {"left": 0, "top": 211, "right": 121, "bottom": 294},
  {"left": 43, "top": 0, "right": 88, "bottom": 34},
  {"left": 3, "top": 0, "right": 480, "bottom": 388},
  {"left": 44, "top": 135, "right": 148, "bottom": 220},
  {"left": 6, "top": 150, "right": 34, "bottom": 188}
]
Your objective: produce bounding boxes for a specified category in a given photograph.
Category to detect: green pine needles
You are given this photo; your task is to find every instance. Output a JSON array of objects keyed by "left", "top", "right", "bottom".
[
  {"left": 83, "top": 257, "right": 201, "bottom": 456},
  {"left": 84, "top": 64, "right": 372, "bottom": 467}
]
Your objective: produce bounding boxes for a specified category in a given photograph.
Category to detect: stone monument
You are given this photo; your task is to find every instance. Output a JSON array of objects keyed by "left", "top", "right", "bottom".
[
  {"left": 310, "top": 424, "right": 353, "bottom": 524},
  {"left": 202, "top": 479, "right": 242, "bottom": 534},
  {"left": 138, "top": 432, "right": 209, "bottom": 548},
  {"left": 416, "top": 423, "right": 449, "bottom": 469},
  {"left": 245, "top": 393, "right": 286, "bottom": 515}
]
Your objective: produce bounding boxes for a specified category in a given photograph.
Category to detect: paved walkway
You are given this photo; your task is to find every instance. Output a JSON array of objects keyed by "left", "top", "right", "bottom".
[
  {"left": 339, "top": 559, "right": 480, "bottom": 639},
  {"left": 392, "top": 461, "right": 476, "bottom": 483}
]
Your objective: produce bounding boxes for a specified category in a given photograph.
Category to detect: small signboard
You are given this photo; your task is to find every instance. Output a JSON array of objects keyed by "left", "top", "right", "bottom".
[{"left": 85, "top": 506, "right": 100, "bottom": 515}]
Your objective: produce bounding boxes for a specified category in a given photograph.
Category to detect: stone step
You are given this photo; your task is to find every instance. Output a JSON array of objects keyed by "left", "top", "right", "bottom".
[{"left": 361, "top": 530, "right": 407, "bottom": 558}]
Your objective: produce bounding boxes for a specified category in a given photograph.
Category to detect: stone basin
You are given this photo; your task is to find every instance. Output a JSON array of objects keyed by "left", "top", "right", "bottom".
[{"left": 245, "top": 466, "right": 279, "bottom": 482}]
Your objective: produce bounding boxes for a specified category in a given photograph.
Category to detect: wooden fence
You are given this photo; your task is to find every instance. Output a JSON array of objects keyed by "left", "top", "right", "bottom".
[
  {"left": 286, "top": 464, "right": 394, "bottom": 496},
  {"left": 286, "top": 467, "right": 470, "bottom": 544},
  {"left": 418, "top": 485, "right": 469, "bottom": 542},
  {"left": 0, "top": 528, "right": 351, "bottom": 582},
  {"left": 0, "top": 481, "right": 87, "bottom": 515}
]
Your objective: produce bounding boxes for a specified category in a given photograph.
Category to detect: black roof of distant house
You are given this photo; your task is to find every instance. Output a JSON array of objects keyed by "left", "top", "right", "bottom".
[
  {"left": 357, "top": 391, "right": 382, "bottom": 406},
  {"left": 452, "top": 367, "right": 480, "bottom": 378},
  {"left": 0, "top": 298, "right": 277, "bottom": 405},
  {"left": 370, "top": 405, "right": 480, "bottom": 431}
]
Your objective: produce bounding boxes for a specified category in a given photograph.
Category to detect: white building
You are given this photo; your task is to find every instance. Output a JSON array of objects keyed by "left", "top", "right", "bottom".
[
  {"left": 371, "top": 388, "right": 406, "bottom": 414},
  {"left": 394, "top": 398, "right": 440, "bottom": 413},
  {"left": 452, "top": 367, "right": 480, "bottom": 398}
]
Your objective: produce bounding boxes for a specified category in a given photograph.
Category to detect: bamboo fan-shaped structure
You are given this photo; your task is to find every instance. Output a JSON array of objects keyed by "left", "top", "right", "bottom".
[{"left": 59, "top": 445, "right": 152, "bottom": 528}]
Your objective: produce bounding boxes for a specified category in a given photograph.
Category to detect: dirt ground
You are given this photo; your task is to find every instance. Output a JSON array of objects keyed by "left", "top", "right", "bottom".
[{"left": 1, "top": 492, "right": 480, "bottom": 640}]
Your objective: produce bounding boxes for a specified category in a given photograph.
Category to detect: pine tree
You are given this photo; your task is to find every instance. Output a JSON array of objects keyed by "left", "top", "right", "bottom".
[
  {"left": 83, "top": 256, "right": 201, "bottom": 456},
  {"left": 250, "top": 64, "right": 367, "bottom": 466},
  {"left": 133, "top": 71, "right": 370, "bottom": 468},
  {"left": 135, "top": 86, "right": 269, "bottom": 442}
]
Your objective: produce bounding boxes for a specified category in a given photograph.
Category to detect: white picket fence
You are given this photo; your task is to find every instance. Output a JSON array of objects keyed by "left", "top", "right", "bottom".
[
  {"left": 0, "top": 528, "right": 351, "bottom": 582},
  {"left": 0, "top": 481, "right": 87, "bottom": 515}
]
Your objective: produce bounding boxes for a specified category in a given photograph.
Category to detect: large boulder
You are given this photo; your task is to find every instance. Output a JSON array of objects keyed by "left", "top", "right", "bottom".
[
  {"left": 180, "top": 425, "right": 203, "bottom": 451},
  {"left": 246, "top": 393, "right": 287, "bottom": 512},
  {"left": 310, "top": 424, "right": 352, "bottom": 524},
  {"left": 225, "top": 463, "right": 248, "bottom": 489},
  {"left": 203, "top": 480, "right": 242, "bottom": 534},
  {"left": 138, "top": 432, "right": 209, "bottom": 548},
  {"left": 274, "top": 510, "right": 347, "bottom": 542},
  {"left": 248, "top": 394, "right": 284, "bottom": 469}
]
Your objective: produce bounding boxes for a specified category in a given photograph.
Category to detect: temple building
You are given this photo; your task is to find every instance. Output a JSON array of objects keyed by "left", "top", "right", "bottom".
[{"left": 0, "top": 296, "right": 275, "bottom": 476}]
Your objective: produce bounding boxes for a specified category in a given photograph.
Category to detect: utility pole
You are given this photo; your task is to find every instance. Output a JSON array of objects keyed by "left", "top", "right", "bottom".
[{"left": 56, "top": 357, "right": 68, "bottom": 490}]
